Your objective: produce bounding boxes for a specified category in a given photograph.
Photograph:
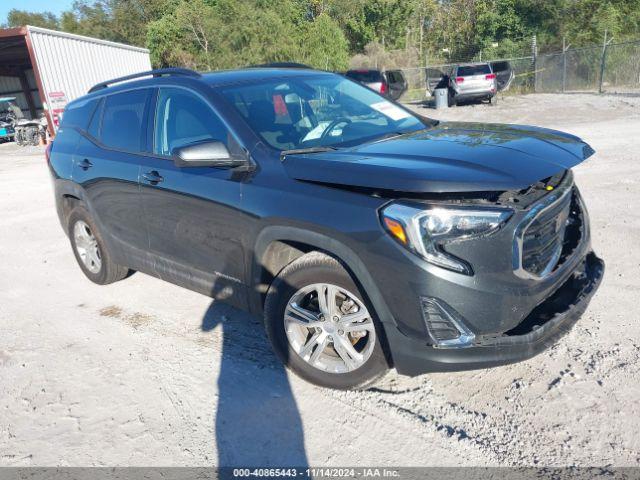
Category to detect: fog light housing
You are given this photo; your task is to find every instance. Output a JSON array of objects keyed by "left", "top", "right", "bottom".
[{"left": 420, "top": 297, "right": 475, "bottom": 348}]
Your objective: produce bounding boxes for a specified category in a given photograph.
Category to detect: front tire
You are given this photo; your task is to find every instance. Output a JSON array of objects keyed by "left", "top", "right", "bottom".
[
  {"left": 68, "top": 206, "right": 130, "bottom": 285},
  {"left": 264, "top": 252, "right": 389, "bottom": 390}
]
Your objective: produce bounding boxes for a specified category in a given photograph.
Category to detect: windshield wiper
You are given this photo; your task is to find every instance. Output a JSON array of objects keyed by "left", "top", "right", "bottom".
[
  {"left": 280, "top": 146, "right": 338, "bottom": 160},
  {"left": 370, "top": 131, "right": 407, "bottom": 143},
  {"left": 370, "top": 126, "right": 436, "bottom": 145}
]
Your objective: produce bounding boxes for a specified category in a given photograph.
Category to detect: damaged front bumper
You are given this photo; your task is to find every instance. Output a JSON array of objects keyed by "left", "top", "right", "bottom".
[{"left": 385, "top": 252, "right": 604, "bottom": 376}]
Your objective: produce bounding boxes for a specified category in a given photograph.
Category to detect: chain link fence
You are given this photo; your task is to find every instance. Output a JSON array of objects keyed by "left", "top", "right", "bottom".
[
  {"left": 535, "top": 40, "right": 640, "bottom": 93},
  {"left": 396, "top": 39, "right": 640, "bottom": 101}
]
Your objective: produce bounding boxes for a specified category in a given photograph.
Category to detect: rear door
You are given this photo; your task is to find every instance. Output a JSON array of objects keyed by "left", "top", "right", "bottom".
[
  {"left": 72, "top": 88, "right": 152, "bottom": 269},
  {"left": 490, "top": 61, "right": 515, "bottom": 91},
  {"left": 425, "top": 68, "right": 448, "bottom": 94},
  {"left": 385, "top": 70, "right": 407, "bottom": 100},
  {"left": 138, "top": 86, "right": 248, "bottom": 306}
]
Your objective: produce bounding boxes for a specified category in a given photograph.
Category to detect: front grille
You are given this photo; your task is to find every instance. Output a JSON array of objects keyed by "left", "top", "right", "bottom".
[
  {"left": 522, "top": 191, "right": 572, "bottom": 276},
  {"left": 518, "top": 187, "right": 583, "bottom": 278}
]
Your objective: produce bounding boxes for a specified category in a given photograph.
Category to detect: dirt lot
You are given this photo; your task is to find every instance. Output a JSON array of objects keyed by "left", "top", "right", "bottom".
[{"left": 1, "top": 93, "right": 639, "bottom": 467}]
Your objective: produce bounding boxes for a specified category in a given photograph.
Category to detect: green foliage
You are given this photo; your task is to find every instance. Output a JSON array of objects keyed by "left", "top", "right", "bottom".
[
  {"left": 145, "top": 0, "right": 349, "bottom": 70},
  {"left": 64, "top": 1, "right": 118, "bottom": 41},
  {"left": 300, "top": 13, "right": 350, "bottom": 70},
  {"left": 6, "top": 9, "right": 61, "bottom": 29},
  {"left": 146, "top": 15, "right": 183, "bottom": 67},
  {"left": 4, "top": 0, "right": 640, "bottom": 69}
]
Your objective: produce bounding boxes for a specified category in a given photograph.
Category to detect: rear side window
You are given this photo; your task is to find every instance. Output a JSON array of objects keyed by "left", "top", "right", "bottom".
[
  {"left": 87, "top": 98, "right": 104, "bottom": 139},
  {"left": 345, "top": 70, "right": 383, "bottom": 83},
  {"left": 457, "top": 64, "right": 492, "bottom": 76},
  {"left": 100, "top": 89, "right": 151, "bottom": 152},
  {"left": 491, "top": 61, "right": 510, "bottom": 73},
  {"left": 387, "top": 71, "right": 404, "bottom": 83},
  {"left": 153, "top": 87, "right": 227, "bottom": 156},
  {"left": 60, "top": 98, "right": 98, "bottom": 130}
]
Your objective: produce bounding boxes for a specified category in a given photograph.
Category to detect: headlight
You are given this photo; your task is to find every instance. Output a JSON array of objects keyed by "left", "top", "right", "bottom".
[{"left": 381, "top": 203, "right": 513, "bottom": 275}]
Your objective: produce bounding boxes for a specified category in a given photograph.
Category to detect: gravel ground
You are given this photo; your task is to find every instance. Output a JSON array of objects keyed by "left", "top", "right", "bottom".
[{"left": 1, "top": 93, "right": 639, "bottom": 467}]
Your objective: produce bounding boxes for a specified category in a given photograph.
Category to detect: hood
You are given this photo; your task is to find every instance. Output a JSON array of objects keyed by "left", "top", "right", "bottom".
[{"left": 283, "top": 122, "right": 595, "bottom": 193}]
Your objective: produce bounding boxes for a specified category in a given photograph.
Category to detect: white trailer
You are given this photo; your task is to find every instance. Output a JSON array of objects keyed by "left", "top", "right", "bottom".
[{"left": 0, "top": 25, "right": 151, "bottom": 136}]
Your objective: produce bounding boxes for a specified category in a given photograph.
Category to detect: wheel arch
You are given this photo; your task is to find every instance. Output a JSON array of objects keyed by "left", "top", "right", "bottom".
[
  {"left": 54, "top": 180, "right": 90, "bottom": 233},
  {"left": 61, "top": 194, "right": 82, "bottom": 226},
  {"left": 251, "top": 226, "right": 397, "bottom": 368},
  {"left": 250, "top": 226, "right": 397, "bottom": 325}
]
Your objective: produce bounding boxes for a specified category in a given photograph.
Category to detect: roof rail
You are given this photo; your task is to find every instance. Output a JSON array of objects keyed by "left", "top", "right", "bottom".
[
  {"left": 248, "top": 62, "right": 312, "bottom": 69},
  {"left": 88, "top": 68, "right": 201, "bottom": 93}
]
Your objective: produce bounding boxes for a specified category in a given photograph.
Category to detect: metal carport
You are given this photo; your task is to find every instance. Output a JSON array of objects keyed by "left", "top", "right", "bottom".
[
  {"left": 0, "top": 26, "right": 151, "bottom": 137},
  {"left": 0, "top": 27, "right": 42, "bottom": 124}
]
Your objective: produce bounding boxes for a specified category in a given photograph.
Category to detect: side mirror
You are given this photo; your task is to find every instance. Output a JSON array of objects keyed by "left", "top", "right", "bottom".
[{"left": 172, "top": 141, "right": 249, "bottom": 168}]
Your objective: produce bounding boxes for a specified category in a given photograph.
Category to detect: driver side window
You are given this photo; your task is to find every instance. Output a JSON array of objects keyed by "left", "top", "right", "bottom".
[{"left": 154, "top": 87, "right": 227, "bottom": 156}]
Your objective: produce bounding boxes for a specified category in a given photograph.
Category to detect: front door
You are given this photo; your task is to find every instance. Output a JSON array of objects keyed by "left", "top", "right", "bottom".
[{"left": 139, "top": 86, "right": 249, "bottom": 307}]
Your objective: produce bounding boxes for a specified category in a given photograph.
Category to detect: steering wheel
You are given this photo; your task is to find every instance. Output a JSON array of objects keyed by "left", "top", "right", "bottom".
[{"left": 319, "top": 117, "right": 352, "bottom": 142}]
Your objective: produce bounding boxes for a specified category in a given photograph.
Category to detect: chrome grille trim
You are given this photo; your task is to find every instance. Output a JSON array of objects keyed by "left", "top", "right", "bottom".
[{"left": 512, "top": 174, "right": 575, "bottom": 280}]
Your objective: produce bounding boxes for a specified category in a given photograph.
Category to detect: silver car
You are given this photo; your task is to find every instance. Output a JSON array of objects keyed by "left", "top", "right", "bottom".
[{"left": 449, "top": 63, "right": 498, "bottom": 106}]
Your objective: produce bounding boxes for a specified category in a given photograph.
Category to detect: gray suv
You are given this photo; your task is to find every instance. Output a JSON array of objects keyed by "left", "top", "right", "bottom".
[
  {"left": 449, "top": 62, "right": 498, "bottom": 105},
  {"left": 48, "top": 67, "right": 603, "bottom": 390}
]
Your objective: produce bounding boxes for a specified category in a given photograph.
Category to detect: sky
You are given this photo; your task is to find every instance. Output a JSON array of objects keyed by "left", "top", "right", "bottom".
[{"left": 1, "top": 0, "right": 75, "bottom": 25}]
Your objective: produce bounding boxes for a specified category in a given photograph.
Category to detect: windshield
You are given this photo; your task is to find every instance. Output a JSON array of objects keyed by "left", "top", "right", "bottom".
[
  {"left": 218, "top": 74, "right": 425, "bottom": 150},
  {"left": 345, "top": 70, "right": 383, "bottom": 83},
  {"left": 457, "top": 64, "right": 492, "bottom": 76}
]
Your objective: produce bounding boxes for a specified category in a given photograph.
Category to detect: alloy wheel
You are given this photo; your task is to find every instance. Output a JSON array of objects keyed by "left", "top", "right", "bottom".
[
  {"left": 73, "top": 220, "right": 102, "bottom": 274},
  {"left": 284, "top": 283, "right": 376, "bottom": 374}
]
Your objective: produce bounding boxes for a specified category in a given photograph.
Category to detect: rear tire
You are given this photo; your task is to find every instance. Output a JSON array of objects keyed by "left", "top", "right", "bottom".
[
  {"left": 489, "top": 94, "right": 498, "bottom": 106},
  {"left": 264, "top": 252, "right": 389, "bottom": 390},
  {"left": 67, "top": 206, "right": 130, "bottom": 285}
]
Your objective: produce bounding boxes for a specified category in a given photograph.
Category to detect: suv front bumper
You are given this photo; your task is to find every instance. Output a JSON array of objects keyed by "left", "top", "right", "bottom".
[{"left": 383, "top": 252, "right": 604, "bottom": 376}]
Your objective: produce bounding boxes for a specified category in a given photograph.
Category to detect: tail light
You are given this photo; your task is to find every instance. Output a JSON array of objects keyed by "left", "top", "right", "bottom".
[
  {"left": 45, "top": 141, "right": 53, "bottom": 164},
  {"left": 485, "top": 74, "right": 496, "bottom": 80},
  {"left": 380, "top": 82, "right": 388, "bottom": 94},
  {"left": 455, "top": 77, "right": 464, "bottom": 83}
]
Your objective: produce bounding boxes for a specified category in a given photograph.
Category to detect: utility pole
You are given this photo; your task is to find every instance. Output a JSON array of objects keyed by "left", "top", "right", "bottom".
[
  {"left": 599, "top": 29, "right": 613, "bottom": 94},
  {"left": 419, "top": 14, "right": 424, "bottom": 58},
  {"left": 531, "top": 34, "right": 538, "bottom": 93},
  {"left": 562, "top": 36, "right": 571, "bottom": 93}
]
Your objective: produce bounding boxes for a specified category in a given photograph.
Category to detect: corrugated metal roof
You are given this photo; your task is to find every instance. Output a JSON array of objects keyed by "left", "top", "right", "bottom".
[
  {"left": 26, "top": 26, "right": 149, "bottom": 54},
  {"left": 27, "top": 25, "right": 152, "bottom": 129}
]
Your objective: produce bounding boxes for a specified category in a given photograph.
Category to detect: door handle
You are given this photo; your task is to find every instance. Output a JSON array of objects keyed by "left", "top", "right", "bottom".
[
  {"left": 142, "top": 170, "right": 164, "bottom": 184},
  {"left": 78, "top": 159, "right": 93, "bottom": 170}
]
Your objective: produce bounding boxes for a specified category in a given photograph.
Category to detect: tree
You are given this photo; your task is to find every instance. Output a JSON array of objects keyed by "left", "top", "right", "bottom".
[
  {"left": 146, "top": 0, "right": 349, "bottom": 70},
  {"left": 146, "top": 13, "right": 185, "bottom": 67},
  {"left": 300, "top": 13, "right": 350, "bottom": 70},
  {"left": 6, "top": 9, "right": 60, "bottom": 29},
  {"left": 6, "top": 0, "right": 640, "bottom": 70}
]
